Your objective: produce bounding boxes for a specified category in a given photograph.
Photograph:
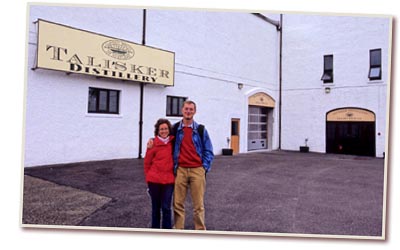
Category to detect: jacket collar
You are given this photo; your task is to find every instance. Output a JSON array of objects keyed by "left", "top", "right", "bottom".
[
  {"left": 178, "top": 120, "right": 198, "bottom": 130},
  {"left": 154, "top": 135, "right": 175, "bottom": 145}
]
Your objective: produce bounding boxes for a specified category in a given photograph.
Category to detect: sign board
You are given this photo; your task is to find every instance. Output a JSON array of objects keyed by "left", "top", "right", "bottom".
[
  {"left": 327, "top": 108, "right": 375, "bottom": 122},
  {"left": 248, "top": 92, "right": 275, "bottom": 107},
  {"left": 36, "top": 19, "right": 175, "bottom": 86}
]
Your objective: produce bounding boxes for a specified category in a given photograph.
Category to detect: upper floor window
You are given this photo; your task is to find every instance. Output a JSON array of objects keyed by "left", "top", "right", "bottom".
[
  {"left": 88, "top": 87, "right": 120, "bottom": 114},
  {"left": 321, "top": 55, "right": 333, "bottom": 83},
  {"left": 166, "top": 95, "right": 187, "bottom": 117},
  {"left": 369, "top": 49, "right": 382, "bottom": 81}
]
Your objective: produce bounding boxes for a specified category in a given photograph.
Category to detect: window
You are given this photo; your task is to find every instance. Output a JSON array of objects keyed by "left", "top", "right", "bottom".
[
  {"left": 321, "top": 55, "right": 333, "bottom": 83},
  {"left": 166, "top": 96, "right": 187, "bottom": 116},
  {"left": 88, "top": 87, "right": 120, "bottom": 114},
  {"left": 369, "top": 49, "right": 382, "bottom": 80}
]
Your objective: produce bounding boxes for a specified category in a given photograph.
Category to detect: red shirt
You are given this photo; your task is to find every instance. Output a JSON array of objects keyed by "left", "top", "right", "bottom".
[
  {"left": 144, "top": 136, "right": 175, "bottom": 184},
  {"left": 178, "top": 127, "right": 202, "bottom": 167}
]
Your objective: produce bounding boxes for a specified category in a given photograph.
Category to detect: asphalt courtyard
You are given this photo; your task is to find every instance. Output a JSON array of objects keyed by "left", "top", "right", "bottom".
[{"left": 22, "top": 150, "right": 385, "bottom": 238}]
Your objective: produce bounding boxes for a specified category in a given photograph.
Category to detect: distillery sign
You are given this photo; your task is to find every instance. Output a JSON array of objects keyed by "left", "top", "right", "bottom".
[{"left": 35, "top": 19, "right": 175, "bottom": 86}]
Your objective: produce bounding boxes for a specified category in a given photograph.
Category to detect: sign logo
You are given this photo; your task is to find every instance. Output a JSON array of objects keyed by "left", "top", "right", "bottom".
[{"left": 102, "top": 40, "right": 134, "bottom": 60}]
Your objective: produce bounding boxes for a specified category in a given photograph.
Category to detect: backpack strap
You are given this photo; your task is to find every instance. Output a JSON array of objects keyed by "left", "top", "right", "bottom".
[{"left": 198, "top": 124, "right": 204, "bottom": 141}]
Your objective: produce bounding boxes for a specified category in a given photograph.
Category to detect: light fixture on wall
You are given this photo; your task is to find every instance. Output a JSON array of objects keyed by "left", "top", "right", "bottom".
[
  {"left": 238, "top": 83, "right": 244, "bottom": 90},
  {"left": 325, "top": 87, "right": 331, "bottom": 94}
]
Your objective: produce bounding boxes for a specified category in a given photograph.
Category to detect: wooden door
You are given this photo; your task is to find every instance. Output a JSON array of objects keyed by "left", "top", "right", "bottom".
[
  {"left": 326, "top": 121, "right": 375, "bottom": 156},
  {"left": 231, "top": 119, "right": 240, "bottom": 154}
]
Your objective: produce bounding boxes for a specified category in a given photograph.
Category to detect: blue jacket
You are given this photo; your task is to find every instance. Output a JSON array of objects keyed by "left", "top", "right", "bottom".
[{"left": 173, "top": 121, "right": 214, "bottom": 173}]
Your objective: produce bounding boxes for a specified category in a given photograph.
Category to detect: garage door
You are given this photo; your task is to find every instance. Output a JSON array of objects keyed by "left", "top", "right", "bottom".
[
  {"left": 248, "top": 106, "right": 268, "bottom": 150},
  {"left": 326, "top": 108, "right": 375, "bottom": 157}
]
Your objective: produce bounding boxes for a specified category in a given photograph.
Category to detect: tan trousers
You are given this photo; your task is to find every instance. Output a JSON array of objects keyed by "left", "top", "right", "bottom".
[{"left": 173, "top": 166, "right": 206, "bottom": 230}]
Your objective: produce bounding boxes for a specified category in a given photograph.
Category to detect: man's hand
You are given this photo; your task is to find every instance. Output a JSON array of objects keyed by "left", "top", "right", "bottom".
[{"left": 147, "top": 138, "right": 154, "bottom": 149}]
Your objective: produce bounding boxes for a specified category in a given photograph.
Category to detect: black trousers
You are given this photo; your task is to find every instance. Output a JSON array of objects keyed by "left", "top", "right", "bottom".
[{"left": 148, "top": 182, "right": 174, "bottom": 229}]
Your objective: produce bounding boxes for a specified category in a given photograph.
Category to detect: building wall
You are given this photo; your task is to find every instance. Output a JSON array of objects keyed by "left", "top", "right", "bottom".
[
  {"left": 25, "top": 6, "right": 145, "bottom": 167},
  {"left": 281, "top": 14, "right": 390, "bottom": 157},
  {"left": 142, "top": 9, "right": 280, "bottom": 155},
  {"left": 24, "top": 5, "right": 390, "bottom": 167},
  {"left": 24, "top": 5, "right": 280, "bottom": 166}
]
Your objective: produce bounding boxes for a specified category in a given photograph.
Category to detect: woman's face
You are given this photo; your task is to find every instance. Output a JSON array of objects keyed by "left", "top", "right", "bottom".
[{"left": 158, "top": 123, "right": 170, "bottom": 138}]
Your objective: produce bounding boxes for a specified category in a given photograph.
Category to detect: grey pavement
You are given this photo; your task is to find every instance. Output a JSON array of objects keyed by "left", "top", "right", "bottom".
[{"left": 22, "top": 150, "right": 385, "bottom": 238}]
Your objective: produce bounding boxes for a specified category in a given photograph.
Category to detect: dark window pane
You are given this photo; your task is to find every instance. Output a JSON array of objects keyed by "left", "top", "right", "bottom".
[
  {"left": 249, "top": 124, "right": 259, "bottom": 131},
  {"left": 178, "top": 98, "right": 185, "bottom": 116},
  {"left": 324, "top": 55, "right": 333, "bottom": 70},
  {"left": 166, "top": 96, "right": 172, "bottom": 115},
  {"left": 260, "top": 116, "right": 267, "bottom": 123},
  {"left": 261, "top": 125, "right": 267, "bottom": 131},
  {"left": 172, "top": 98, "right": 178, "bottom": 115},
  {"left": 370, "top": 49, "right": 381, "bottom": 66},
  {"left": 88, "top": 89, "right": 97, "bottom": 112},
  {"left": 99, "top": 90, "right": 108, "bottom": 111},
  {"left": 109, "top": 91, "right": 118, "bottom": 113},
  {"left": 178, "top": 98, "right": 183, "bottom": 110},
  {"left": 249, "top": 115, "right": 259, "bottom": 122},
  {"left": 248, "top": 132, "right": 259, "bottom": 140},
  {"left": 231, "top": 121, "right": 239, "bottom": 136},
  {"left": 249, "top": 106, "right": 259, "bottom": 114}
]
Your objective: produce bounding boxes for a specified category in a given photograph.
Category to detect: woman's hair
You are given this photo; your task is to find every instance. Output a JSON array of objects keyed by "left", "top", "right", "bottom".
[{"left": 154, "top": 118, "right": 172, "bottom": 136}]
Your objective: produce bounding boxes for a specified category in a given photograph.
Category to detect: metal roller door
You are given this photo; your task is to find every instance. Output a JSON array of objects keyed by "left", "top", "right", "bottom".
[{"left": 248, "top": 106, "right": 268, "bottom": 150}]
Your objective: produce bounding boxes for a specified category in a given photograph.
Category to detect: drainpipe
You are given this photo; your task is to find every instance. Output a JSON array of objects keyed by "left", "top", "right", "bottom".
[
  {"left": 138, "top": 9, "right": 147, "bottom": 159},
  {"left": 252, "top": 13, "right": 280, "bottom": 30},
  {"left": 278, "top": 14, "right": 283, "bottom": 150},
  {"left": 252, "top": 13, "right": 282, "bottom": 150}
]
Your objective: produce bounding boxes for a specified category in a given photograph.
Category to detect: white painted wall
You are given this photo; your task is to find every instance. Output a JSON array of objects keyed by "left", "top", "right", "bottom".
[
  {"left": 24, "top": 5, "right": 390, "bottom": 167},
  {"left": 281, "top": 14, "right": 390, "bottom": 156},
  {"left": 25, "top": 5, "right": 145, "bottom": 166},
  {"left": 24, "top": 5, "right": 279, "bottom": 166},
  {"left": 143, "top": 9, "right": 280, "bottom": 155}
]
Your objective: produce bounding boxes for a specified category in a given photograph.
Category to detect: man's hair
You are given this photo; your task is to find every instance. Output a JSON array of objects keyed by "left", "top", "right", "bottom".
[
  {"left": 154, "top": 118, "right": 172, "bottom": 136},
  {"left": 182, "top": 100, "right": 197, "bottom": 111}
]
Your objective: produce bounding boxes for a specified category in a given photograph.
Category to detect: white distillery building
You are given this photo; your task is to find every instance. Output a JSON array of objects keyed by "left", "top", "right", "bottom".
[{"left": 23, "top": 4, "right": 391, "bottom": 167}]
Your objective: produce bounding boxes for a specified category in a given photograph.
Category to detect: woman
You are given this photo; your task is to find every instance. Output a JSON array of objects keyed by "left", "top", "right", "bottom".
[{"left": 144, "top": 118, "right": 175, "bottom": 229}]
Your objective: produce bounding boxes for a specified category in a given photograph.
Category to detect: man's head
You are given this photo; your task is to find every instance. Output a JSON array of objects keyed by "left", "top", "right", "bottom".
[{"left": 182, "top": 100, "right": 196, "bottom": 122}]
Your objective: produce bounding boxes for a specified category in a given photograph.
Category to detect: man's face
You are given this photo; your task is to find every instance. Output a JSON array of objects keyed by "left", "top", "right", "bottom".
[{"left": 182, "top": 103, "right": 196, "bottom": 121}]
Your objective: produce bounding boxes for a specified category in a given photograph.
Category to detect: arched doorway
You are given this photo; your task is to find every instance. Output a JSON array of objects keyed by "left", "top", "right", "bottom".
[
  {"left": 326, "top": 108, "right": 376, "bottom": 156},
  {"left": 248, "top": 93, "right": 275, "bottom": 151}
]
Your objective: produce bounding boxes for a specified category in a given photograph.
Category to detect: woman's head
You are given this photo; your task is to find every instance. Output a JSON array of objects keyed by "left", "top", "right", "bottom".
[{"left": 154, "top": 118, "right": 172, "bottom": 138}]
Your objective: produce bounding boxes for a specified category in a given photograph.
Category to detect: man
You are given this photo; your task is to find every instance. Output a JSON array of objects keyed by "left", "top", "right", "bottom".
[
  {"left": 172, "top": 100, "right": 214, "bottom": 230},
  {"left": 147, "top": 100, "right": 214, "bottom": 230}
]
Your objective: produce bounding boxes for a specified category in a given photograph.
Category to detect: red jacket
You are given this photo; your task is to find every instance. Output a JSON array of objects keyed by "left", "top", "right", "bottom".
[{"left": 144, "top": 136, "right": 175, "bottom": 184}]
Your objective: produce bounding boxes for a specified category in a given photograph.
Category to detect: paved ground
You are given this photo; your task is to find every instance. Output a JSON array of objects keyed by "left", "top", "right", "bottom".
[{"left": 22, "top": 150, "right": 385, "bottom": 238}]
